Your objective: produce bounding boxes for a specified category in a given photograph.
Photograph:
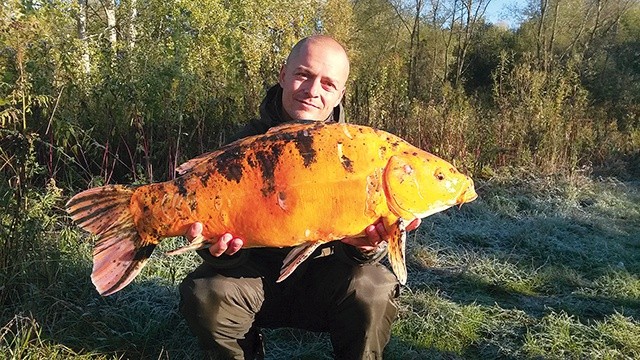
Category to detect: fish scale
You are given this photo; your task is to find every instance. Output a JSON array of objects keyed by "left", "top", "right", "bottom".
[{"left": 66, "top": 121, "right": 477, "bottom": 296}]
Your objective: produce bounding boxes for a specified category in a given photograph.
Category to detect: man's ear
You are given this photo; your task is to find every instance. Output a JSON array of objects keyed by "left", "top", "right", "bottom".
[{"left": 334, "top": 88, "right": 346, "bottom": 107}]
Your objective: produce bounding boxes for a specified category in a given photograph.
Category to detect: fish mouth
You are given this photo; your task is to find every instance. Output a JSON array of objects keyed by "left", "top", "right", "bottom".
[{"left": 456, "top": 179, "right": 478, "bottom": 204}]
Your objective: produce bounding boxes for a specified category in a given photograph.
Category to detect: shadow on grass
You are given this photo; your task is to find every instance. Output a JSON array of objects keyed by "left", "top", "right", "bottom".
[
  {"left": 413, "top": 266, "right": 640, "bottom": 319},
  {"left": 1, "top": 245, "right": 204, "bottom": 359}
]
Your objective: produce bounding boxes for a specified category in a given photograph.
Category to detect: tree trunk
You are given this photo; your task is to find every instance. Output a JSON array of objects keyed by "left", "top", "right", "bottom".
[
  {"left": 106, "top": 0, "right": 117, "bottom": 49},
  {"left": 78, "top": 0, "right": 90, "bottom": 74},
  {"left": 408, "top": 0, "right": 423, "bottom": 99},
  {"left": 537, "top": 0, "right": 548, "bottom": 71},
  {"left": 129, "top": 0, "right": 137, "bottom": 49}
]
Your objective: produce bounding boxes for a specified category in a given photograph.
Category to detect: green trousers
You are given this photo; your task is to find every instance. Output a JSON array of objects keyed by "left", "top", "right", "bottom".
[{"left": 179, "top": 249, "right": 399, "bottom": 360}]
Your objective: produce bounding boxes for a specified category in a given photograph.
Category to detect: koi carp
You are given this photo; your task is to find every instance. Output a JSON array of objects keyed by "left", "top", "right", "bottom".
[{"left": 66, "top": 121, "right": 477, "bottom": 295}]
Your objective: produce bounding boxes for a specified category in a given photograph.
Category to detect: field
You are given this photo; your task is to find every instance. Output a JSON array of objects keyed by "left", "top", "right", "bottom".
[
  {"left": 1, "top": 170, "right": 639, "bottom": 359},
  {"left": 0, "top": 171, "right": 640, "bottom": 359}
]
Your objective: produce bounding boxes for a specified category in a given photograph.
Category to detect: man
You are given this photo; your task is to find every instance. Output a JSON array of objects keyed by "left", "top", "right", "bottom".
[{"left": 179, "top": 35, "right": 419, "bottom": 360}]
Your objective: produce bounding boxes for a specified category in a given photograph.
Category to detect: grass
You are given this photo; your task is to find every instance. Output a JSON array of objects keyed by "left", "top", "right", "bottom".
[{"left": 1, "top": 170, "right": 639, "bottom": 359}]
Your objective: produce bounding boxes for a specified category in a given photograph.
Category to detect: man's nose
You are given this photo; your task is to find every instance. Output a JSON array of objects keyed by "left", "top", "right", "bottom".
[{"left": 305, "top": 77, "right": 322, "bottom": 97}]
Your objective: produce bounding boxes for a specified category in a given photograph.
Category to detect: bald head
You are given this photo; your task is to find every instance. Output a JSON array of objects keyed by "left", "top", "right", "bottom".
[
  {"left": 278, "top": 35, "right": 350, "bottom": 121},
  {"left": 286, "top": 35, "right": 350, "bottom": 79}
]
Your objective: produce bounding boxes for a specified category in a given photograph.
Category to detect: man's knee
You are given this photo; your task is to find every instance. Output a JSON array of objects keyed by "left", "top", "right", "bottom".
[
  {"left": 353, "top": 264, "right": 399, "bottom": 299},
  {"left": 180, "top": 272, "right": 261, "bottom": 321},
  {"left": 328, "top": 264, "right": 398, "bottom": 358},
  {"left": 349, "top": 264, "right": 399, "bottom": 321}
]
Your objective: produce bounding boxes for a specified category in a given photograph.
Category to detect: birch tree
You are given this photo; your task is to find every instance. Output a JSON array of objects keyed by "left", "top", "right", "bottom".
[
  {"left": 129, "top": 0, "right": 137, "bottom": 49},
  {"left": 77, "top": 0, "right": 90, "bottom": 74},
  {"left": 105, "top": 0, "right": 116, "bottom": 49}
]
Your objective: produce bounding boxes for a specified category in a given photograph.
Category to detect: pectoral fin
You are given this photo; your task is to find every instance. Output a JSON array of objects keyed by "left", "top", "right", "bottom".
[
  {"left": 386, "top": 218, "right": 408, "bottom": 285},
  {"left": 277, "top": 241, "right": 322, "bottom": 282},
  {"left": 166, "top": 235, "right": 211, "bottom": 256}
]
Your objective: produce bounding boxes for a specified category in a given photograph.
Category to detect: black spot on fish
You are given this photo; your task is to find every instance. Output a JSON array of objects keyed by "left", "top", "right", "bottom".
[
  {"left": 413, "top": 152, "right": 418, "bottom": 156},
  {"left": 175, "top": 177, "right": 189, "bottom": 197},
  {"left": 256, "top": 144, "right": 283, "bottom": 197},
  {"left": 262, "top": 130, "right": 297, "bottom": 144},
  {"left": 189, "top": 199, "right": 198, "bottom": 211},
  {"left": 341, "top": 155, "right": 354, "bottom": 172},
  {"left": 148, "top": 227, "right": 161, "bottom": 238},
  {"left": 213, "top": 145, "right": 246, "bottom": 183},
  {"left": 294, "top": 129, "right": 317, "bottom": 167},
  {"left": 246, "top": 154, "right": 257, "bottom": 168},
  {"left": 199, "top": 171, "right": 211, "bottom": 186}
]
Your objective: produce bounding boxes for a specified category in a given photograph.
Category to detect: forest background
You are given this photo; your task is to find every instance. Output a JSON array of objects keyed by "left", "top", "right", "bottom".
[
  {"left": 1, "top": 0, "right": 639, "bottom": 358},
  {"left": 2, "top": 0, "right": 639, "bottom": 185}
]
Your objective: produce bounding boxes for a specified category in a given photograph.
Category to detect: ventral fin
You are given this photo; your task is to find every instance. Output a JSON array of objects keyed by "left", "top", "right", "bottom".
[
  {"left": 386, "top": 218, "right": 408, "bottom": 285},
  {"left": 277, "top": 242, "right": 323, "bottom": 283}
]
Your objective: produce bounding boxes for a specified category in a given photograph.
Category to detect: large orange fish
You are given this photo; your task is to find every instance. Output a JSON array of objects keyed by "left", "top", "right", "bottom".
[{"left": 66, "top": 121, "right": 477, "bottom": 295}]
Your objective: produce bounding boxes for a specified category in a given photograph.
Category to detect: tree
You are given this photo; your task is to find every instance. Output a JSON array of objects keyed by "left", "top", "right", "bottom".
[{"left": 77, "top": 0, "right": 90, "bottom": 74}]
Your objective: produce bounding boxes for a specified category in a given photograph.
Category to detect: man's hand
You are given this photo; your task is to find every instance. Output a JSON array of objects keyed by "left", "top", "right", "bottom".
[
  {"left": 186, "top": 222, "right": 244, "bottom": 257},
  {"left": 341, "top": 218, "right": 422, "bottom": 252}
]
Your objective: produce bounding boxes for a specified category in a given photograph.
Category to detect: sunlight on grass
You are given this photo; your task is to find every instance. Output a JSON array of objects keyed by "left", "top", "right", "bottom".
[
  {"left": 523, "top": 311, "right": 640, "bottom": 359},
  {"left": 578, "top": 270, "right": 640, "bottom": 302},
  {"left": 393, "top": 290, "right": 486, "bottom": 354}
]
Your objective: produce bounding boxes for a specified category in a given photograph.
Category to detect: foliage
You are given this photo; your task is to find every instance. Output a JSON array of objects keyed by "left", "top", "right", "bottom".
[{"left": 1, "top": 0, "right": 639, "bottom": 184}]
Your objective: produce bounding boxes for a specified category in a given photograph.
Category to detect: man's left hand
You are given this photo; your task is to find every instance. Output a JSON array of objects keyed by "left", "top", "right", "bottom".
[{"left": 341, "top": 218, "right": 421, "bottom": 252}]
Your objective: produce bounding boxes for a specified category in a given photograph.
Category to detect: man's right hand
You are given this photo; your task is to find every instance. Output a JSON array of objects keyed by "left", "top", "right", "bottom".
[{"left": 186, "top": 222, "right": 244, "bottom": 257}]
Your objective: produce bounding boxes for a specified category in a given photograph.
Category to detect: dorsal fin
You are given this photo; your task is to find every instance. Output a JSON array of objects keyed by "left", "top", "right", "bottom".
[
  {"left": 265, "top": 120, "right": 320, "bottom": 134},
  {"left": 176, "top": 121, "right": 323, "bottom": 175},
  {"left": 175, "top": 150, "right": 220, "bottom": 175}
]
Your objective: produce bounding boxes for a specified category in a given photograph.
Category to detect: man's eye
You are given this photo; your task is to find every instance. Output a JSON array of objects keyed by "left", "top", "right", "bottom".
[{"left": 323, "top": 82, "right": 337, "bottom": 91}]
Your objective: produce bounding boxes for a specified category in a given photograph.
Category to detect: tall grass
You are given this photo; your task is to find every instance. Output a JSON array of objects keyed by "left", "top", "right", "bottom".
[{"left": 1, "top": 170, "right": 638, "bottom": 359}]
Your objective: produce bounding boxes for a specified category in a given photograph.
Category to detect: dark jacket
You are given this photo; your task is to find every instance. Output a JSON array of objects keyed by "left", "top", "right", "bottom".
[{"left": 196, "top": 84, "right": 386, "bottom": 270}]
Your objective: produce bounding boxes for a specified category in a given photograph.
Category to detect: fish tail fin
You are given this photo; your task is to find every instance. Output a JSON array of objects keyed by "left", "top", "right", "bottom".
[
  {"left": 66, "top": 185, "right": 156, "bottom": 296},
  {"left": 386, "top": 218, "right": 408, "bottom": 285}
]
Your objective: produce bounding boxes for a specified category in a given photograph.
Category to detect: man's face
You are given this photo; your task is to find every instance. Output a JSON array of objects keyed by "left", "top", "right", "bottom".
[{"left": 279, "top": 40, "right": 349, "bottom": 121}]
